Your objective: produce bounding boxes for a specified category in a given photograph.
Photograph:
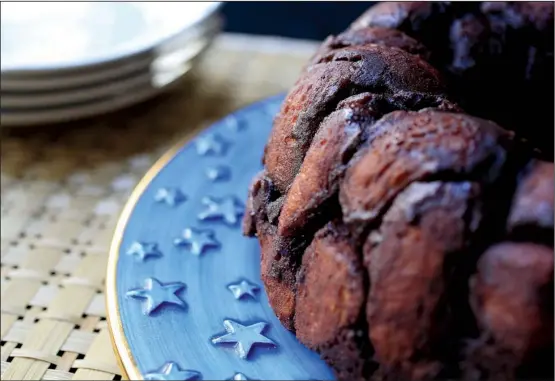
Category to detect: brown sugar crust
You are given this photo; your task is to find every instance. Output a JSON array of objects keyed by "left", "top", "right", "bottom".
[
  {"left": 244, "top": 2, "right": 554, "bottom": 380},
  {"left": 243, "top": 173, "right": 297, "bottom": 329},
  {"left": 366, "top": 181, "right": 482, "bottom": 380},
  {"left": 277, "top": 94, "right": 378, "bottom": 240},
  {"left": 263, "top": 44, "right": 450, "bottom": 194},
  {"left": 351, "top": 1, "right": 555, "bottom": 158},
  {"left": 508, "top": 160, "right": 554, "bottom": 235},
  {"left": 309, "top": 27, "right": 431, "bottom": 67},
  {"left": 351, "top": 2, "right": 449, "bottom": 33},
  {"left": 295, "top": 224, "right": 364, "bottom": 346},
  {"left": 340, "top": 110, "right": 514, "bottom": 224},
  {"left": 258, "top": 225, "right": 296, "bottom": 328},
  {"left": 248, "top": 110, "right": 553, "bottom": 380},
  {"left": 467, "top": 242, "right": 554, "bottom": 379},
  {"left": 295, "top": 223, "right": 374, "bottom": 381}
]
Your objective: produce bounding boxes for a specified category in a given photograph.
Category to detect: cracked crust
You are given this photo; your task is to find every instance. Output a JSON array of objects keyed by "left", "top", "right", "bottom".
[
  {"left": 351, "top": 1, "right": 555, "bottom": 158},
  {"left": 365, "top": 181, "right": 482, "bottom": 380},
  {"left": 340, "top": 110, "right": 514, "bottom": 225},
  {"left": 295, "top": 223, "right": 373, "bottom": 381},
  {"left": 243, "top": 2, "right": 554, "bottom": 380},
  {"left": 508, "top": 160, "right": 554, "bottom": 238},
  {"left": 467, "top": 242, "right": 554, "bottom": 380},
  {"left": 263, "top": 43, "right": 450, "bottom": 193},
  {"left": 309, "top": 27, "right": 431, "bottom": 67}
]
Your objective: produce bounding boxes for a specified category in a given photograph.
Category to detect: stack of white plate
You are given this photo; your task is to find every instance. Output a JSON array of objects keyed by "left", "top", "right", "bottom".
[{"left": 1, "top": 2, "right": 222, "bottom": 127}]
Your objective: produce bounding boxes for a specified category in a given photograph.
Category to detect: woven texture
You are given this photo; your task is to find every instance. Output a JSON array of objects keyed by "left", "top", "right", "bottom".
[{"left": 0, "top": 33, "right": 316, "bottom": 380}]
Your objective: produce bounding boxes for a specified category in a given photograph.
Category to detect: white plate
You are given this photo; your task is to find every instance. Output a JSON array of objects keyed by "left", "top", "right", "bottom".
[
  {"left": 1, "top": 55, "right": 153, "bottom": 92},
  {"left": 1, "top": 24, "right": 219, "bottom": 108},
  {"left": 1, "top": 83, "right": 164, "bottom": 126},
  {"left": 1, "top": 10, "right": 221, "bottom": 93},
  {"left": 1, "top": 2, "right": 221, "bottom": 74},
  {"left": 0, "top": 42, "right": 211, "bottom": 126}
]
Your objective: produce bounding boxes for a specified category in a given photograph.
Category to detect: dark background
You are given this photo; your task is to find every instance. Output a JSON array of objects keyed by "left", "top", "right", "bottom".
[{"left": 221, "top": 2, "right": 376, "bottom": 41}]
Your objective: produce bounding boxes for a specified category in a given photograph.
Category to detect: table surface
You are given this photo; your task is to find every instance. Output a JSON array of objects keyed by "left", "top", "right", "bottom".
[{"left": 0, "top": 33, "right": 317, "bottom": 381}]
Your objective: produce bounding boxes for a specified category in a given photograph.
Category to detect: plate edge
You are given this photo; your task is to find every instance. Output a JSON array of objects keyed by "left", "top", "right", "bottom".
[
  {"left": 105, "top": 135, "right": 193, "bottom": 381},
  {"left": 104, "top": 93, "right": 285, "bottom": 380},
  {"left": 1, "top": 2, "right": 223, "bottom": 74}
]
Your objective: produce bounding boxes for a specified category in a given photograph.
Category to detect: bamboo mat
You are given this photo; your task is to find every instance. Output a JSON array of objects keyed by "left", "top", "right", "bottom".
[{"left": 0, "top": 33, "right": 317, "bottom": 380}]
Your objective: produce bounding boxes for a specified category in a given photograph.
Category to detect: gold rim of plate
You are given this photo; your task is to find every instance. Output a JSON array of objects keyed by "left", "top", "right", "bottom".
[{"left": 105, "top": 136, "right": 193, "bottom": 381}]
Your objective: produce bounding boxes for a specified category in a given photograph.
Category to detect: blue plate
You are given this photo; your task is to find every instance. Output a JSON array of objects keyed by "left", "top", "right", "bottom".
[{"left": 106, "top": 95, "right": 336, "bottom": 381}]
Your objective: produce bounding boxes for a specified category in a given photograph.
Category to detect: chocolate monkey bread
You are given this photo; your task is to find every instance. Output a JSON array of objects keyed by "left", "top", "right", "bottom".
[{"left": 243, "top": 2, "right": 554, "bottom": 380}]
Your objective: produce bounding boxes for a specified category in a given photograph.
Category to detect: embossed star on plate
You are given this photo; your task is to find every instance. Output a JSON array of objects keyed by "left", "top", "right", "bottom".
[
  {"left": 198, "top": 196, "right": 244, "bottom": 226},
  {"left": 174, "top": 227, "right": 220, "bottom": 256},
  {"left": 126, "top": 277, "right": 186, "bottom": 315},
  {"left": 227, "top": 279, "right": 260, "bottom": 300},
  {"left": 154, "top": 187, "right": 186, "bottom": 207},
  {"left": 144, "top": 361, "right": 201, "bottom": 380},
  {"left": 195, "top": 133, "right": 228, "bottom": 156},
  {"left": 205, "top": 165, "right": 231, "bottom": 182},
  {"left": 211, "top": 319, "right": 276, "bottom": 360},
  {"left": 126, "top": 241, "right": 162, "bottom": 262}
]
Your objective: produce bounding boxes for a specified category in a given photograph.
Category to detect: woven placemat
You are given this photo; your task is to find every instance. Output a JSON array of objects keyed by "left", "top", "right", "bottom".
[{"left": 0, "top": 33, "right": 317, "bottom": 380}]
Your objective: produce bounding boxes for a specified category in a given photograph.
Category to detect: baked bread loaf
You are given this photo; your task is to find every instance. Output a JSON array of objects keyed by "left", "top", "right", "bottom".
[{"left": 243, "top": 2, "right": 554, "bottom": 380}]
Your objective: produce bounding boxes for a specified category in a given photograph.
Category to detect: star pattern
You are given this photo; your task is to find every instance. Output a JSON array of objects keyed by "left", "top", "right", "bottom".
[
  {"left": 126, "top": 241, "right": 162, "bottom": 262},
  {"left": 205, "top": 165, "right": 231, "bottom": 182},
  {"left": 144, "top": 362, "right": 201, "bottom": 380},
  {"left": 211, "top": 319, "right": 276, "bottom": 360},
  {"left": 174, "top": 227, "right": 220, "bottom": 256},
  {"left": 155, "top": 187, "right": 187, "bottom": 207},
  {"left": 228, "top": 373, "right": 248, "bottom": 380},
  {"left": 126, "top": 277, "right": 186, "bottom": 315},
  {"left": 195, "top": 133, "right": 228, "bottom": 156},
  {"left": 197, "top": 196, "right": 244, "bottom": 226},
  {"left": 130, "top": 105, "right": 291, "bottom": 376},
  {"left": 227, "top": 280, "right": 260, "bottom": 300}
]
